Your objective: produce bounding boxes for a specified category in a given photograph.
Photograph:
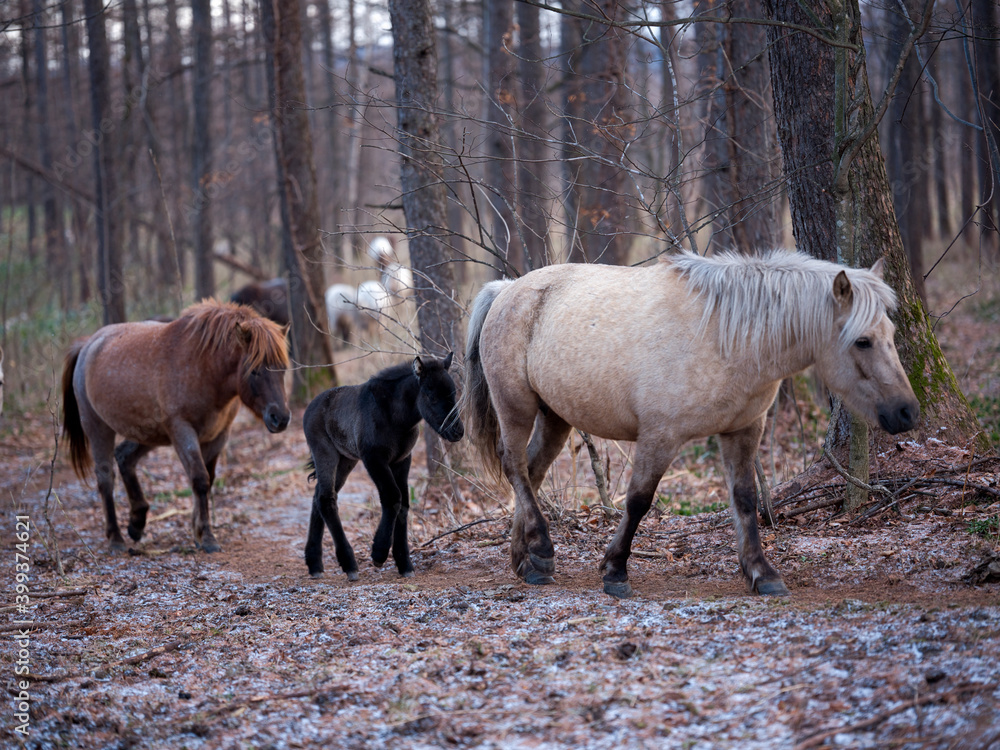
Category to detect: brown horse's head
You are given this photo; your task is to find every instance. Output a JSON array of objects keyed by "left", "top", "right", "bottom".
[
  {"left": 183, "top": 300, "right": 291, "bottom": 433},
  {"left": 814, "top": 259, "right": 919, "bottom": 435},
  {"left": 235, "top": 317, "right": 291, "bottom": 434}
]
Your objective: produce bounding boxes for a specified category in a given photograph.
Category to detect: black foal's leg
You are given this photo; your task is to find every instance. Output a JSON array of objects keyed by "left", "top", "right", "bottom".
[
  {"left": 719, "top": 421, "right": 788, "bottom": 596},
  {"left": 526, "top": 409, "right": 573, "bottom": 494},
  {"left": 389, "top": 456, "right": 414, "bottom": 577},
  {"left": 115, "top": 441, "right": 154, "bottom": 542},
  {"left": 599, "top": 440, "right": 674, "bottom": 598},
  {"left": 365, "top": 456, "right": 402, "bottom": 569},
  {"left": 304, "top": 444, "right": 359, "bottom": 579}
]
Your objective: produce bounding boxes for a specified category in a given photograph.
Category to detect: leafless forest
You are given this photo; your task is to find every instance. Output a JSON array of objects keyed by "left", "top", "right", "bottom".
[{"left": 1, "top": 1, "right": 1000, "bottom": 748}]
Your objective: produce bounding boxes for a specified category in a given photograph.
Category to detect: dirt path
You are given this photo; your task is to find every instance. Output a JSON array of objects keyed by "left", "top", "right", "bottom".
[{"left": 2, "top": 408, "right": 999, "bottom": 749}]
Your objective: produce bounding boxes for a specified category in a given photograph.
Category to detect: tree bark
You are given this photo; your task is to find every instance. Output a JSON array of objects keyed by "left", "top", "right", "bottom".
[
  {"left": 83, "top": 0, "right": 125, "bottom": 324},
  {"left": 191, "top": 0, "right": 215, "bottom": 300},
  {"left": 764, "top": 0, "right": 988, "bottom": 504},
  {"left": 483, "top": 0, "right": 522, "bottom": 276},
  {"left": 261, "top": 0, "right": 336, "bottom": 402},
  {"left": 516, "top": 0, "right": 551, "bottom": 271},
  {"left": 389, "top": 0, "right": 463, "bottom": 474},
  {"left": 972, "top": 0, "right": 1000, "bottom": 251},
  {"left": 561, "top": 0, "right": 632, "bottom": 265}
]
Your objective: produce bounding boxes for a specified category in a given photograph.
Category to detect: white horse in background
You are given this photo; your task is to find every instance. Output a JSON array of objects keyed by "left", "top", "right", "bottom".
[
  {"left": 462, "top": 250, "right": 919, "bottom": 598},
  {"left": 325, "top": 237, "right": 414, "bottom": 346}
]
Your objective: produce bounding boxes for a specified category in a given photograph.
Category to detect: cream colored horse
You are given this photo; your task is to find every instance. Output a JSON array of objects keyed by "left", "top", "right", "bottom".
[{"left": 463, "top": 250, "right": 919, "bottom": 598}]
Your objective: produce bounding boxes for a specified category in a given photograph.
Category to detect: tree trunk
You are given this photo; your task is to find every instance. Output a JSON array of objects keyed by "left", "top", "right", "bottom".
[
  {"left": 562, "top": 0, "right": 632, "bottom": 265},
  {"left": 262, "top": 0, "right": 335, "bottom": 403},
  {"left": 33, "top": 0, "right": 66, "bottom": 305},
  {"left": 483, "top": 0, "right": 522, "bottom": 276},
  {"left": 886, "top": 2, "right": 927, "bottom": 302},
  {"left": 764, "top": 0, "right": 988, "bottom": 510},
  {"left": 83, "top": 0, "right": 125, "bottom": 324},
  {"left": 972, "top": 0, "right": 1000, "bottom": 252},
  {"left": 516, "top": 0, "right": 550, "bottom": 271},
  {"left": 191, "top": 0, "right": 215, "bottom": 300},
  {"left": 389, "top": 0, "right": 463, "bottom": 474}
]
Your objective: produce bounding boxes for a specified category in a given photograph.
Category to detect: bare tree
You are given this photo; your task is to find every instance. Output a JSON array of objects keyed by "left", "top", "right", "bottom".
[
  {"left": 83, "top": 0, "right": 125, "bottom": 324},
  {"left": 261, "top": 0, "right": 336, "bottom": 402},
  {"left": 191, "top": 0, "right": 215, "bottom": 299}
]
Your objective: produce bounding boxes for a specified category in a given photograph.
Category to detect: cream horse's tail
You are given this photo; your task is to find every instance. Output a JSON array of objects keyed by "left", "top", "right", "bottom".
[{"left": 460, "top": 280, "right": 512, "bottom": 484}]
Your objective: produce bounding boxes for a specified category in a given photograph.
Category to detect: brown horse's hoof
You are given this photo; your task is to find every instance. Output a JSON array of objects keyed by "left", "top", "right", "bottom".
[
  {"left": 524, "top": 570, "right": 554, "bottom": 585},
  {"left": 603, "top": 580, "right": 633, "bottom": 599},
  {"left": 755, "top": 578, "right": 790, "bottom": 596}
]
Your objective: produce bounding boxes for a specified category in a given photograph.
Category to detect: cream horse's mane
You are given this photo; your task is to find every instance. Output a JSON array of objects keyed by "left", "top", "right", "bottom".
[{"left": 670, "top": 249, "right": 897, "bottom": 361}]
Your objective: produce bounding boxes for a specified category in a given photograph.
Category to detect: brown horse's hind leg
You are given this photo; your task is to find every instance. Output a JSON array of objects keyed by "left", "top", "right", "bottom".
[
  {"left": 82, "top": 415, "right": 126, "bottom": 551},
  {"left": 526, "top": 408, "right": 572, "bottom": 494},
  {"left": 719, "top": 420, "right": 788, "bottom": 596},
  {"left": 115, "top": 441, "right": 154, "bottom": 542},
  {"left": 600, "top": 440, "right": 674, "bottom": 598}
]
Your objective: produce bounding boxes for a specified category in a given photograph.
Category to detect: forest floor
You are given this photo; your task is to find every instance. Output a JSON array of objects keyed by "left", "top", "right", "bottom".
[{"left": 2, "top": 254, "right": 1000, "bottom": 750}]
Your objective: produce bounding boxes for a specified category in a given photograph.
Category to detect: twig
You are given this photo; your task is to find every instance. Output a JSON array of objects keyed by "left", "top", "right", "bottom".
[
  {"left": 30, "top": 589, "right": 88, "bottom": 599},
  {"left": 793, "top": 682, "right": 999, "bottom": 750},
  {"left": 781, "top": 496, "right": 843, "bottom": 519},
  {"left": 417, "top": 517, "right": 505, "bottom": 549},
  {"left": 579, "top": 431, "right": 613, "bottom": 519},
  {"left": 204, "top": 685, "right": 349, "bottom": 717},
  {"left": 112, "top": 639, "right": 186, "bottom": 667}
]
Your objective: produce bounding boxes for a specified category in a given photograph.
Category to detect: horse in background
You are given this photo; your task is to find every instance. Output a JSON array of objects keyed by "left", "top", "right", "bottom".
[
  {"left": 462, "top": 250, "right": 919, "bottom": 598},
  {"left": 303, "top": 353, "right": 464, "bottom": 580},
  {"left": 325, "top": 236, "right": 414, "bottom": 346},
  {"left": 230, "top": 278, "right": 290, "bottom": 328},
  {"left": 62, "top": 300, "right": 290, "bottom": 554}
]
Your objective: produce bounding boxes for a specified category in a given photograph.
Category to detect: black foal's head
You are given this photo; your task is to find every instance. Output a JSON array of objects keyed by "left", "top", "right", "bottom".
[{"left": 413, "top": 352, "right": 464, "bottom": 442}]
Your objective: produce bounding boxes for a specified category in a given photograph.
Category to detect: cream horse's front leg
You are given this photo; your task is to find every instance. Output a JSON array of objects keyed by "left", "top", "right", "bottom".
[
  {"left": 599, "top": 438, "right": 676, "bottom": 598},
  {"left": 719, "top": 417, "right": 789, "bottom": 595}
]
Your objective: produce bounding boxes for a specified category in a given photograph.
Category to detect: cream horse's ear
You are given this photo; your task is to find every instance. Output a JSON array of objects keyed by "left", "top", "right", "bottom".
[
  {"left": 869, "top": 257, "right": 885, "bottom": 280},
  {"left": 833, "top": 270, "right": 854, "bottom": 308}
]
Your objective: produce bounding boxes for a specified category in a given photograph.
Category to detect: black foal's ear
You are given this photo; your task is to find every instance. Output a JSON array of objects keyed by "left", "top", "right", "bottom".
[
  {"left": 412, "top": 356, "right": 425, "bottom": 379},
  {"left": 443, "top": 351, "right": 454, "bottom": 370}
]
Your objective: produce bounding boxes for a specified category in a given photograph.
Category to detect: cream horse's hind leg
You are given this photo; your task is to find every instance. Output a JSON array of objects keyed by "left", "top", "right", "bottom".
[
  {"left": 719, "top": 418, "right": 789, "bottom": 596},
  {"left": 526, "top": 408, "right": 572, "bottom": 494},
  {"left": 494, "top": 394, "right": 557, "bottom": 585}
]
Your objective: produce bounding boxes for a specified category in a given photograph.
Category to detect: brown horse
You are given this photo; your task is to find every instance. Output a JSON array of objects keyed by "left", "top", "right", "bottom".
[
  {"left": 62, "top": 300, "right": 291, "bottom": 553},
  {"left": 463, "top": 250, "right": 919, "bottom": 598}
]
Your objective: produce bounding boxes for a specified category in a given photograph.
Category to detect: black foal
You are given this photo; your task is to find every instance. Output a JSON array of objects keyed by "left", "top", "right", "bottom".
[{"left": 303, "top": 353, "right": 464, "bottom": 579}]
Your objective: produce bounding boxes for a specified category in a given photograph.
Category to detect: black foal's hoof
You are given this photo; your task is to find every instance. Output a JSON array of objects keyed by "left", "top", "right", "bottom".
[
  {"left": 755, "top": 578, "right": 790, "bottom": 596},
  {"left": 127, "top": 524, "right": 145, "bottom": 543},
  {"left": 603, "top": 580, "right": 633, "bottom": 599},
  {"left": 346, "top": 571, "right": 359, "bottom": 582},
  {"left": 109, "top": 538, "right": 127, "bottom": 554},
  {"left": 400, "top": 570, "right": 415, "bottom": 579}
]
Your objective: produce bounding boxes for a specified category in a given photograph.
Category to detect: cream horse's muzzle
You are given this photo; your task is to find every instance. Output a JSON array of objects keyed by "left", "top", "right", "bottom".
[{"left": 877, "top": 398, "right": 919, "bottom": 434}]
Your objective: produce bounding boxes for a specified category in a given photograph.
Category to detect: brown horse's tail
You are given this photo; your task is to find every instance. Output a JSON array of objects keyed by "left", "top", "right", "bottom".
[
  {"left": 460, "top": 280, "right": 511, "bottom": 486},
  {"left": 61, "top": 341, "right": 92, "bottom": 479}
]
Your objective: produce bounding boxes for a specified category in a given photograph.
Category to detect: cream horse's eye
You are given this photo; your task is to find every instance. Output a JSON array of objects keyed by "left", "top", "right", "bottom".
[{"left": 855, "top": 337, "right": 872, "bottom": 350}]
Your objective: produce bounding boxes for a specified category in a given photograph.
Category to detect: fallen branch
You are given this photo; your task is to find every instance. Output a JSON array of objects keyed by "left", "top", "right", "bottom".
[
  {"left": 417, "top": 517, "right": 505, "bottom": 549},
  {"left": 793, "top": 682, "right": 999, "bottom": 750},
  {"left": 204, "top": 685, "right": 349, "bottom": 717},
  {"left": 113, "top": 639, "right": 186, "bottom": 668},
  {"left": 31, "top": 589, "right": 88, "bottom": 599},
  {"left": 780, "top": 496, "right": 843, "bottom": 519}
]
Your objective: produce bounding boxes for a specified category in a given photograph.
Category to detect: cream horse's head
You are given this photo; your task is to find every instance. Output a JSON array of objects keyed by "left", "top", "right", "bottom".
[{"left": 813, "top": 259, "right": 919, "bottom": 435}]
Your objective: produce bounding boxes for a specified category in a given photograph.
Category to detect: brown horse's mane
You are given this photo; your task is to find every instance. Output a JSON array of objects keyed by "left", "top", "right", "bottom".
[{"left": 171, "top": 299, "right": 289, "bottom": 371}]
